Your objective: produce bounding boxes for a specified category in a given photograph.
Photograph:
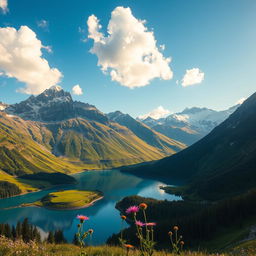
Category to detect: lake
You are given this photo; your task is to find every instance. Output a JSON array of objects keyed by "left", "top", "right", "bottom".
[{"left": 0, "top": 169, "right": 181, "bottom": 245}]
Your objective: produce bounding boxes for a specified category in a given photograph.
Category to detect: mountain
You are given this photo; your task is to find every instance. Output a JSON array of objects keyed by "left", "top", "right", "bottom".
[
  {"left": 6, "top": 86, "right": 108, "bottom": 123},
  {"left": 126, "top": 92, "right": 256, "bottom": 200},
  {"left": 139, "top": 105, "right": 239, "bottom": 145},
  {"left": 0, "top": 102, "right": 8, "bottom": 111},
  {"left": 3, "top": 86, "right": 186, "bottom": 166},
  {"left": 0, "top": 86, "right": 187, "bottom": 197},
  {"left": 107, "top": 111, "right": 185, "bottom": 154}
]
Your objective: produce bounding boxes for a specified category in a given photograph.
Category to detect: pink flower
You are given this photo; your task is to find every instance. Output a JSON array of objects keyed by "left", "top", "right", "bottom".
[
  {"left": 76, "top": 215, "right": 89, "bottom": 221},
  {"left": 145, "top": 222, "right": 156, "bottom": 227},
  {"left": 126, "top": 206, "right": 139, "bottom": 214},
  {"left": 135, "top": 221, "right": 145, "bottom": 227}
]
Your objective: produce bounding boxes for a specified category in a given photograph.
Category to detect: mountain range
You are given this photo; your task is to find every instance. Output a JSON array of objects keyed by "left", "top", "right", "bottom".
[
  {"left": 126, "top": 92, "right": 256, "bottom": 200},
  {"left": 0, "top": 86, "right": 186, "bottom": 197},
  {"left": 139, "top": 105, "right": 239, "bottom": 145},
  {"left": 0, "top": 85, "right": 245, "bottom": 199}
]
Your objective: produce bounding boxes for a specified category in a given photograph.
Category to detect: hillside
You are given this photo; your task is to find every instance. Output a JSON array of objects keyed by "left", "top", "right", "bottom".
[
  {"left": 108, "top": 111, "right": 185, "bottom": 153},
  {"left": 126, "top": 92, "right": 256, "bottom": 200},
  {"left": 0, "top": 112, "right": 85, "bottom": 196}
]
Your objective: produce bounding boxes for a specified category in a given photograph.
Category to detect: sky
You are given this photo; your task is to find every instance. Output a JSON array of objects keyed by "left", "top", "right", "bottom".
[{"left": 0, "top": 0, "right": 256, "bottom": 119}]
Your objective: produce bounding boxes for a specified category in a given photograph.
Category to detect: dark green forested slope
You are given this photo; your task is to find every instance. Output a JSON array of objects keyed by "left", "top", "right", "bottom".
[{"left": 125, "top": 92, "right": 256, "bottom": 200}]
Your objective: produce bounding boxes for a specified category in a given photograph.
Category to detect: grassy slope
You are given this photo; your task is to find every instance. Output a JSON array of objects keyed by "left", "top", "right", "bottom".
[
  {"left": 107, "top": 112, "right": 186, "bottom": 153},
  {"left": 0, "top": 112, "right": 183, "bottom": 196},
  {"left": 37, "top": 190, "right": 102, "bottom": 209},
  {"left": 43, "top": 118, "right": 185, "bottom": 164},
  {"left": 0, "top": 113, "right": 87, "bottom": 194}
]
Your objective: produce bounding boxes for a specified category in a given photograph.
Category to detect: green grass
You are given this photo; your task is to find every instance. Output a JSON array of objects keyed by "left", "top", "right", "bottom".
[
  {"left": 0, "top": 236, "right": 244, "bottom": 256},
  {"left": 36, "top": 190, "right": 103, "bottom": 209}
]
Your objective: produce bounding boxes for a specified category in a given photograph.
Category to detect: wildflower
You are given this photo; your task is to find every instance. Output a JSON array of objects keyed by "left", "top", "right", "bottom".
[
  {"left": 168, "top": 231, "right": 173, "bottom": 236},
  {"left": 173, "top": 226, "right": 179, "bottom": 231},
  {"left": 121, "top": 215, "right": 127, "bottom": 220},
  {"left": 77, "top": 215, "right": 89, "bottom": 222},
  {"left": 88, "top": 229, "right": 94, "bottom": 234},
  {"left": 145, "top": 222, "right": 156, "bottom": 227},
  {"left": 135, "top": 221, "right": 145, "bottom": 227},
  {"left": 124, "top": 244, "right": 134, "bottom": 249},
  {"left": 139, "top": 203, "right": 148, "bottom": 210},
  {"left": 126, "top": 205, "right": 139, "bottom": 214},
  {"left": 180, "top": 241, "right": 184, "bottom": 245}
]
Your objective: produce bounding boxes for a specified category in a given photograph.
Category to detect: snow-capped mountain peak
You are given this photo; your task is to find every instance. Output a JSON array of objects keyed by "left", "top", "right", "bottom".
[{"left": 0, "top": 102, "right": 8, "bottom": 111}]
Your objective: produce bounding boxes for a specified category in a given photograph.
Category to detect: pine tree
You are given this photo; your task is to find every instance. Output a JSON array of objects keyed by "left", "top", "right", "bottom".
[
  {"left": 32, "top": 226, "right": 41, "bottom": 243},
  {"left": 16, "top": 221, "right": 22, "bottom": 239},
  {"left": 54, "top": 230, "right": 67, "bottom": 244},
  {"left": 47, "top": 231, "right": 55, "bottom": 244},
  {"left": 11, "top": 226, "right": 16, "bottom": 241},
  {"left": 21, "top": 218, "right": 30, "bottom": 243},
  {"left": 4, "top": 224, "right": 12, "bottom": 239}
]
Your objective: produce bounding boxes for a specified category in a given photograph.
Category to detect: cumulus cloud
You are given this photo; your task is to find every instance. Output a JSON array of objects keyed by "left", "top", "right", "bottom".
[
  {"left": 236, "top": 97, "right": 246, "bottom": 105},
  {"left": 181, "top": 68, "right": 204, "bottom": 87},
  {"left": 0, "top": 0, "right": 8, "bottom": 14},
  {"left": 37, "top": 19, "right": 49, "bottom": 30},
  {"left": 72, "top": 84, "right": 83, "bottom": 95},
  {"left": 139, "top": 106, "right": 170, "bottom": 120},
  {"left": 87, "top": 6, "right": 173, "bottom": 88},
  {"left": 0, "top": 26, "right": 62, "bottom": 94}
]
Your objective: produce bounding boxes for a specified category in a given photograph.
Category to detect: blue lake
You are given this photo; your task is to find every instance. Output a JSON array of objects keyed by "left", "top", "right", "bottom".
[{"left": 0, "top": 169, "right": 180, "bottom": 244}]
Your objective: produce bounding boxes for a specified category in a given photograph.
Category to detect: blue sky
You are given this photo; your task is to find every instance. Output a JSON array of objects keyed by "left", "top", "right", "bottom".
[{"left": 0, "top": 0, "right": 255, "bottom": 118}]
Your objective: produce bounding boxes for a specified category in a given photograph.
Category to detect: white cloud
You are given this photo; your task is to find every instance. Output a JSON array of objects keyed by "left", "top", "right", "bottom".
[
  {"left": 72, "top": 84, "right": 83, "bottom": 95},
  {"left": 87, "top": 6, "right": 173, "bottom": 88},
  {"left": 37, "top": 19, "right": 49, "bottom": 29},
  {"left": 181, "top": 68, "right": 204, "bottom": 87},
  {"left": 236, "top": 97, "right": 246, "bottom": 105},
  {"left": 139, "top": 106, "right": 170, "bottom": 120},
  {"left": 0, "top": 26, "right": 62, "bottom": 95},
  {"left": 0, "top": 0, "right": 8, "bottom": 14}
]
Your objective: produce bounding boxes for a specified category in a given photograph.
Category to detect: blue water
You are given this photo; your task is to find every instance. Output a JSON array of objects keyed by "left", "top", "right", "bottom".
[{"left": 0, "top": 169, "right": 180, "bottom": 244}]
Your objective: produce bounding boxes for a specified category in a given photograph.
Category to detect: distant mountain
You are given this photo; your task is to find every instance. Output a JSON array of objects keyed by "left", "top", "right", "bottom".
[
  {"left": 107, "top": 111, "right": 185, "bottom": 154},
  {"left": 0, "top": 102, "right": 8, "bottom": 111},
  {"left": 139, "top": 105, "right": 239, "bottom": 145},
  {"left": 127, "top": 93, "right": 256, "bottom": 200}
]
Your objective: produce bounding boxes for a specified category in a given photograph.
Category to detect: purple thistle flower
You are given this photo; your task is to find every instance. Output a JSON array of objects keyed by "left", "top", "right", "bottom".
[
  {"left": 126, "top": 205, "right": 139, "bottom": 214},
  {"left": 135, "top": 221, "right": 145, "bottom": 227}
]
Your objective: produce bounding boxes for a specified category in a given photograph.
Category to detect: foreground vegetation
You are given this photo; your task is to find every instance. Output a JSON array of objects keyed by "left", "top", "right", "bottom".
[
  {"left": 0, "top": 234, "right": 255, "bottom": 256},
  {"left": 30, "top": 190, "right": 103, "bottom": 210},
  {"left": 109, "top": 189, "right": 256, "bottom": 251},
  {"left": 0, "top": 204, "right": 255, "bottom": 256}
]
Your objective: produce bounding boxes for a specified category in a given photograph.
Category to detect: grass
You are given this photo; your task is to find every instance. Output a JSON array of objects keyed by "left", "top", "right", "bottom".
[
  {"left": 0, "top": 236, "right": 249, "bottom": 256},
  {"left": 34, "top": 190, "right": 103, "bottom": 210},
  {"left": 1, "top": 237, "right": 255, "bottom": 256}
]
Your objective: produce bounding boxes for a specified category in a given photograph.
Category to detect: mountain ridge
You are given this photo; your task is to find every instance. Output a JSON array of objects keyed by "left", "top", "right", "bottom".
[
  {"left": 139, "top": 105, "right": 239, "bottom": 145},
  {"left": 125, "top": 92, "right": 256, "bottom": 200}
]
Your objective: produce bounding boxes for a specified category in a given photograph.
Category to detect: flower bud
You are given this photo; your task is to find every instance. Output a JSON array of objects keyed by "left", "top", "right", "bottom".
[
  {"left": 139, "top": 203, "right": 148, "bottom": 210},
  {"left": 173, "top": 226, "right": 179, "bottom": 231}
]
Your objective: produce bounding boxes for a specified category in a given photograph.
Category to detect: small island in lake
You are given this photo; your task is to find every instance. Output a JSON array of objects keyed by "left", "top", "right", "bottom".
[{"left": 24, "top": 190, "right": 103, "bottom": 210}]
